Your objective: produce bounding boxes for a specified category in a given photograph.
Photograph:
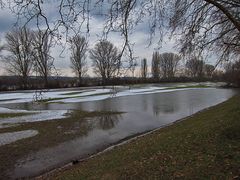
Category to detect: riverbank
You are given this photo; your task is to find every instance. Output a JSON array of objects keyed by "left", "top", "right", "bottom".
[{"left": 50, "top": 95, "right": 240, "bottom": 179}]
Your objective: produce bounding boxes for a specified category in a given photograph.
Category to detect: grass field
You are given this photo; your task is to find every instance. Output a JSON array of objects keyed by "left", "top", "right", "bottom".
[{"left": 51, "top": 95, "right": 240, "bottom": 179}]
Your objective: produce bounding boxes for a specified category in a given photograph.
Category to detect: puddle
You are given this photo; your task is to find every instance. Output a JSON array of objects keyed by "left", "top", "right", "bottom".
[
  {"left": 0, "top": 110, "right": 69, "bottom": 128},
  {"left": 10, "top": 88, "right": 237, "bottom": 178},
  {"left": 0, "top": 84, "right": 237, "bottom": 178},
  {"left": 0, "top": 82, "right": 219, "bottom": 104},
  {"left": 0, "top": 130, "right": 38, "bottom": 146}
]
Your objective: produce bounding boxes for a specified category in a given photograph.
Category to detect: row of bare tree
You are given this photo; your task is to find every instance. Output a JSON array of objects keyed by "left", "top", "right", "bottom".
[
  {"left": 0, "top": 31, "right": 220, "bottom": 88},
  {"left": 224, "top": 60, "right": 240, "bottom": 87},
  {"left": 0, "top": 0, "right": 239, "bottom": 88},
  {"left": 151, "top": 52, "right": 181, "bottom": 79},
  {"left": 2, "top": 28, "right": 53, "bottom": 88},
  {"left": 0, "top": 28, "right": 237, "bottom": 89},
  {"left": 69, "top": 37, "right": 122, "bottom": 85},
  {"left": 0, "top": 28, "right": 123, "bottom": 87},
  {"left": 146, "top": 52, "right": 215, "bottom": 80}
]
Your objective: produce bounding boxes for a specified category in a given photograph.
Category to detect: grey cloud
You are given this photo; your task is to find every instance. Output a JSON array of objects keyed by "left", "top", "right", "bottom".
[{"left": 0, "top": 1, "right": 181, "bottom": 76}]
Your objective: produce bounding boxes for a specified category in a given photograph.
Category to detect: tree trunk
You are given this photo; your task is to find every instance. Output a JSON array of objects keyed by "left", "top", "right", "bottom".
[
  {"left": 78, "top": 74, "right": 82, "bottom": 86},
  {"left": 102, "top": 75, "right": 106, "bottom": 85},
  {"left": 21, "top": 75, "right": 28, "bottom": 89},
  {"left": 44, "top": 74, "right": 48, "bottom": 88}
]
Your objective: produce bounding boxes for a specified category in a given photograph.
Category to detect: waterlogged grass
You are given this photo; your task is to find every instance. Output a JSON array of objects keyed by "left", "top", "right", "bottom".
[
  {"left": 0, "top": 98, "right": 19, "bottom": 102},
  {"left": 81, "top": 92, "right": 112, "bottom": 97},
  {"left": 0, "top": 112, "right": 36, "bottom": 119},
  {"left": 133, "top": 85, "right": 211, "bottom": 94},
  {"left": 38, "top": 85, "right": 212, "bottom": 103},
  {"left": 60, "top": 90, "right": 96, "bottom": 96},
  {"left": 52, "top": 95, "right": 240, "bottom": 179},
  {"left": 37, "top": 97, "right": 67, "bottom": 103},
  {"left": 0, "top": 110, "right": 123, "bottom": 178},
  {"left": 38, "top": 92, "right": 112, "bottom": 103},
  {"left": 134, "top": 88, "right": 166, "bottom": 94},
  {"left": 165, "top": 84, "right": 211, "bottom": 90}
]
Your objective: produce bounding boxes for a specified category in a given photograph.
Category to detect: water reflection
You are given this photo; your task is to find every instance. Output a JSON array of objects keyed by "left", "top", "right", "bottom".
[
  {"left": 12, "top": 112, "right": 156, "bottom": 179},
  {"left": 95, "top": 113, "right": 121, "bottom": 130},
  {"left": 151, "top": 93, "right": 180, "bottom": 116},
  {"left": 0, "top": 112, "right": 122, "bottom": 178},
  {"left": 0, "top": 88, "right": 237, "bottom": 178},
  {"left": 10, "top": 88, "right": 232, "bottom": 117},
  {"left": 0, "top": 130, "right": 38, "bottom": 146}
]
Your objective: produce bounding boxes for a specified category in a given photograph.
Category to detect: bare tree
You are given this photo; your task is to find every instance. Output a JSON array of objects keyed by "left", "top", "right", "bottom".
[
  {"left": 151, "top": 51, "right": 160, "bottom": 79},
  {"left": 186, "top": 57, "right": 205, "bottom": 78},
  {"left": 159, "top": 52, "right": 181, "bottom": 78},
  {"left": 169, "top": 0, "right": 240, "bottom": 62},
  {"left": 32, "top": 30, "right": 54, "bottom": 88},
  {"left": 204, "top": 64, "right": 215, "bottom": 77},
  {"left": 69, "top": 35, "right": 88, "bottom": 86},
  {"left": 0, "top": 40, "right": 3, "bottom": 54},
  {"left": 141, "top": 58, "right": 147, "bottom": 79},
  {"left": 4, "top": 27, "right": 34, "bottom": 88},
  {"left": 3, "top": 0, "right": 139, "bottom": 70},
  {"left": 129, "top": 60, "right": 138, "bottom": 78},
  {"left": 90, "top": 40, "right": 121, "bottom": 84},
  {"left": 224, "top": 60, "right": 240, "bottom": 86},
  {"left": 0, "top": 40, "right": 4, "bottom": 64}
]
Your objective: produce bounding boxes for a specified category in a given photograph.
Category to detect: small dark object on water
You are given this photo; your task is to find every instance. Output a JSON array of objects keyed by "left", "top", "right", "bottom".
[{"left": 72, "top": 160, "right": 79, "bottom": 165}]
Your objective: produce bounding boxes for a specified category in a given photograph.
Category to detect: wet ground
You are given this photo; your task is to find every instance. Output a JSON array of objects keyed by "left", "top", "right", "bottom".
[{"left": 0, "top": 83, "right": 237, "bottom": 178}]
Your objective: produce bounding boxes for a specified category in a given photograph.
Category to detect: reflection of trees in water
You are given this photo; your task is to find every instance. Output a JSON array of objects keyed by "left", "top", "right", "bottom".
[
  {"left": 10, "top": 101, "right": 52, "bottom": 111},
  {"left": 2, "top": 102, "right": 34, "bottom": 111},
  {"left": 95, "top": 113, "right": 121, "bottom": 130},
  {"left": 152, "top": 93, "right": 180, "bottom": 116},
  {"left": 94, "top": 100, "right": 118, "bottom": 112},
  {"left": 161, "top": 105, "right": 175, "bottom": 113},
  {"left": 59, "top": 117, "right": 93, "bottom": 137},
  {"left": 142, "top": 97, "right": 148, "bottom": 112}
]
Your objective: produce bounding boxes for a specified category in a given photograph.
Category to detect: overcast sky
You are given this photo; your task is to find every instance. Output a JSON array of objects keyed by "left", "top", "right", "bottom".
[{"left": 0, "top": 1, "right": 215, "bottom": 77}]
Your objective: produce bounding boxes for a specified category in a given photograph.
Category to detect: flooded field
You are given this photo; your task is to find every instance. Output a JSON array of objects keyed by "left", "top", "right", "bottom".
[{"left": 0, "top": 82, "right": 237, "bottom": 178}]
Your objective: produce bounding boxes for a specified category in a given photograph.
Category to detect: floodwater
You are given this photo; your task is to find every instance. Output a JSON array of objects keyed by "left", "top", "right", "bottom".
[
  {"left": 0, "top": 130, "right": 38, "bottom": 146},
  {"left": 0, "top": 84, "right": 237, "bottom": 178}
]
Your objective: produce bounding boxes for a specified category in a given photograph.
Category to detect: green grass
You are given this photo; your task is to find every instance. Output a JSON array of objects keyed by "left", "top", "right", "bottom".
[{"left": 51, "top": 95, "right": 240, "bottom": 179}]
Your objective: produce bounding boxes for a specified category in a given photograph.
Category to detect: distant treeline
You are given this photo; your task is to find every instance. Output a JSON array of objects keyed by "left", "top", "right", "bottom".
[
  {"left": 0, "top": 75, "right": 226, "bottom": 91},
  {"left": 0, "top": 28, "right": 239, "bottom": 90}
]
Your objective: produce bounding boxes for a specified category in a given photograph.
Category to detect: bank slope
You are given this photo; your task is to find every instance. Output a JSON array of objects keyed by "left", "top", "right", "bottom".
[{"left": 52, "top": 95, "right": 240, "bottom": 179}]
